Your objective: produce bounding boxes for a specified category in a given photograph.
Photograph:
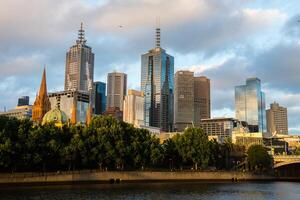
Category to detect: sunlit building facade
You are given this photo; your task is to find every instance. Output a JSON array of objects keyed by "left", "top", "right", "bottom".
[
  {"left": 235, "top": 78, "right": 266, "bottom": 132},
  {"left": 141, "top": 27, "right": 174, "bottom": 132},
  {"left": 266, "top": 102, "right": 288, "bottom": 135},
  {"left": 123, "top": 89, "right": 144, "bottom": 127},
  {"left": 48, "top": 90, "right": 90, "bottom": 123}
]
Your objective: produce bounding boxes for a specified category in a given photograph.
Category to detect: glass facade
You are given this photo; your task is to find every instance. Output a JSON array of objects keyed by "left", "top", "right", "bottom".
[
  {"left": 235, "top": 78, "right": 266, "bottom": 132},
  {"left": 141, "top": 48, "right": 174, "bottom": 132},
  {"left": 93, "top": 82, "right": 106, "bottom": 114}
]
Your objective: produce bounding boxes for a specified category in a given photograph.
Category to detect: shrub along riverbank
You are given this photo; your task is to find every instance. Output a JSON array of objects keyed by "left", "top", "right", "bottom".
[{"left": 0, "top": 115, "right": 271, "bottom": 173}]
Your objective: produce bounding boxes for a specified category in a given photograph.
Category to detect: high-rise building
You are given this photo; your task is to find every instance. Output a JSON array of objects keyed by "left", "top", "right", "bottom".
[
  {"left": 32, "top": 69, "right": 51, "bottom": 122},
  {"left": 65, "top": 23, "right": 94, "bottom": 92},
  {"left": 123, "top": 89, "right": 144, "bottom": 127},
  {"left": 93, "top": 81, "right": 106, "bottom": 114},
  {"left": 17, "top": 96, "right": 29, "bottom": 106},
  {"left": 48, "top": 90, "right": 90, "bottom": 123},
  {"left": 266, "top": 102, "right": 288, "bottom": 135},
  {"left": 174, "top": 71, "right": 194, "bottom": 131},
  {"left": 194, "top": 76, "right": 211, "bottom": 123},
  {"left": 235, "top": 78, "right": 266, "bottom": 132},
  {"left": 106, "top": 72, "right": 127, "bottom": 111},
  {"left": 174, "top": 70, "right": 211, "bottom": 131},
  {"left": 141, "top": 27, "right": 174, "bottom": 132}
]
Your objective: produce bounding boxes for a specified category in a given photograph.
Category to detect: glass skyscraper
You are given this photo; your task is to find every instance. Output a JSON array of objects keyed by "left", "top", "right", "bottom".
[
  {"left": 141, "top": 27, "right": 174, "bottom": 132},
  {"left": 65, "top": 23, "right": 94, "bottom": 92},
  {"left": 93, "top": 81, "right": 106, "bottom": 114},
  {"left": 235, "top": 78, "right": 266, "bottom": 132}
]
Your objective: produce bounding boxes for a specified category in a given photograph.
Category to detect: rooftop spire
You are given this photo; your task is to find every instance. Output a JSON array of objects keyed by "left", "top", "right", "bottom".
[
  {"left": 77, "top": 22, "right": 86, "bottom": 45},
  {"left": 39, "top": 67, "right": 48, "bottom": 97},
  {"left": 155, "top": 17, "right": 160, "bottom": 48}
]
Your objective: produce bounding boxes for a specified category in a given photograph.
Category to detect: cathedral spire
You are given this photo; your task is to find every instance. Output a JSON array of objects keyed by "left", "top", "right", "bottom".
[
  {"left": 38, "top": 67, "right": 48, "bottom": 98},
  {"left": 77, "top": 22, "right": 86, "bottom": 45},
  {"left": 32, "top": 68, "right": 51, "bottom": 123}
]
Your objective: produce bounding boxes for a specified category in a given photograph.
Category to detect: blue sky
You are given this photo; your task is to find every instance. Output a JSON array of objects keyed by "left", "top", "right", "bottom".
[{"left": 0, "top": 0, "right": 300, "bottom": 133}]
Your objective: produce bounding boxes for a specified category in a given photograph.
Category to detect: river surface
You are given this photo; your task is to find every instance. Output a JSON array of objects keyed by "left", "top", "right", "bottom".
[{"left": 0, "top": 182, "right": 299, "bottom": 200}]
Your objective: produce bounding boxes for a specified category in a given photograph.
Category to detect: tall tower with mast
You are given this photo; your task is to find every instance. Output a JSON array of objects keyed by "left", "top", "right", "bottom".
[
  {"left": 141, "top": 22, "right": 174, "bottom": 131},
  {"left": 65, "top": 23, "right": 94, "bottom": 92}
]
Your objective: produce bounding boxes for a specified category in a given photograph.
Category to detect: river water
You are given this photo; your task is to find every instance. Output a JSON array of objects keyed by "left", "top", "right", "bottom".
[{"left": 0, "top": 182, "right": 299, "bottom": 200}]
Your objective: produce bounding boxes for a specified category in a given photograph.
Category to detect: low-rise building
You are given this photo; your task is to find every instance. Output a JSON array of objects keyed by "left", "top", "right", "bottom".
[
  {"left": 0, "top": 105, "right": 32, "bottom": 120},
  {"left": 48, "top": 90, "right": 90, "bottom": 123},
  {"left": 232, "top": 132, "right": 263, "bottom": 148},
  {"left": 198, "top": 118, "right": 243, "bottom": 142}
]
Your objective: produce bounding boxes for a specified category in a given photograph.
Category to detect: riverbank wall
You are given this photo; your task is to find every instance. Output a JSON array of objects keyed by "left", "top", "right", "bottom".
[{"left": 0, "top": 171, "right": 285, "bottom": 185}]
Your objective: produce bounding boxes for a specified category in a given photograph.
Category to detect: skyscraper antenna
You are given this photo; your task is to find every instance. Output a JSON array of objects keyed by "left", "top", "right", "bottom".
[
  {"left": 77, "top": 22, "right": 86, "bottom": 45},
  {"left": 155, "top": 17, "right": 161, "bottom": 48}
]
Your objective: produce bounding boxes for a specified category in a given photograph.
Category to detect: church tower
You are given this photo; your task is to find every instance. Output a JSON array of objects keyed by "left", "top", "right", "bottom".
[{"left": 32, "top": 68, "right": 51, "bottom": 123}]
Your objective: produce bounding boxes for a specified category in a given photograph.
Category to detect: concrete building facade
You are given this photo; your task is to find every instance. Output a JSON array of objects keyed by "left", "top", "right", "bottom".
[
  {"left": 266, "top": 102, "right": 288, "bottom": 135},
  {"left": 106, "top": 72, "right": 127, "bottom": 111},
  {"left": 48, "top": 90, "right": 90, "bottom": 123},
  {"left": 174, "top": 70, "right": 211, "bottom": 131}
]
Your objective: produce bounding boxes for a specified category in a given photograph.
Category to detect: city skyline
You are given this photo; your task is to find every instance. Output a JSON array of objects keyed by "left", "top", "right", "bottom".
[{"left": 0, "top": 0, "right": 300, "bottom": 133}]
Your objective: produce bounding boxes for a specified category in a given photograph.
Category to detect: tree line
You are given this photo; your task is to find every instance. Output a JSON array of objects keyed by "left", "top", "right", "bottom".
[{"left": 0, "top": 115, "right": 271, "bottom": 173}]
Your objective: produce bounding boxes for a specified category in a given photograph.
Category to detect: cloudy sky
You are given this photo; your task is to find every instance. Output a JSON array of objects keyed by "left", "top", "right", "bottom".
[{"left": 0, "top": 0, "right": 300, "bottom": 133}]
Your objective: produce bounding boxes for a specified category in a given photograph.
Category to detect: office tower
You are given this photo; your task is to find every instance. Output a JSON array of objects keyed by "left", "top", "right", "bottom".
[
  {"left": 65, "top": 23, "right": 94, "bottom": 92},
  {"left": 194, "top": 76, "right": 211, "bottom": 122},
  {"left": 17, "top": 96, "right": 29, "bottom": 106},
  {"left": 106, "top": 72, "right": 127, "bottom": 111},
  {"left": 141, "top": 27, "right": 174, "bottom": 132},
  {"left": 48, "top": 90, "right": 90, "bottom": 123},
  {"left": 93, "top": 82, "right": 106, "bottom": 114},
  {"left": 235, "top": 78, "right": 266, "bottom": 132},
  {"left": 266, "top": 102, "right": 288, "bottom": 135},
  {"left": 174, "top": 70, "right": 211, "bottom": 131},
  {"left": 123, "top": 89, "right": 144, "bottom": 127},
  {"left": 32, "top": 69, "right": 51, "bottom": 122},
  {"left": 174, "top": 71, "right": 194, "bottom": 131}
]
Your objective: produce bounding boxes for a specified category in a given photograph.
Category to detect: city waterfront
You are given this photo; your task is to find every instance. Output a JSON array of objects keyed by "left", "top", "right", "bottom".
[{"left": 0, "top": 182, "right": 300, "bottom": 200}]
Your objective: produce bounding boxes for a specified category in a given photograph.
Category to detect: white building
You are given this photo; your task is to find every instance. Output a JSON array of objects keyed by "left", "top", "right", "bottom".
[{"left": 123, "top": 89, "right": 144, "bottom": 127}]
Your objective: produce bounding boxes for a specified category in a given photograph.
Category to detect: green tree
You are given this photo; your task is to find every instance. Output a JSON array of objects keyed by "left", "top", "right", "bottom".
[
  {"left": 175, "top": 127, "right": 210, "bottom": 170},
  {"left": 247, "top": 144, "right": 273, "bottom": 172}
]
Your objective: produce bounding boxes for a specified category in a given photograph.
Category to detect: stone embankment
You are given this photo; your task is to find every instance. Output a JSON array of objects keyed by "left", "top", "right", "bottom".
[{"left": 0, "top": 170, "right": 280, "bottom": 185}]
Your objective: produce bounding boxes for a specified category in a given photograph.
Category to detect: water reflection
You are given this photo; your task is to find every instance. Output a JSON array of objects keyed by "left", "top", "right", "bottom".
[{"left": 0, "top": 182, "right": 300, "bottom": 200}]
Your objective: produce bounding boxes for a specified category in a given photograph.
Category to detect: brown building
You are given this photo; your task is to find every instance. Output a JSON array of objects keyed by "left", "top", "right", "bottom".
[
  {"left": 174, "top": 70, "right": 211, "bottom": 131},
  {"left": 103, "top": 107, "right": 123, "bottom": 121},
  {"left": 32, "top": 68, "right": 51, "bottom": 123},
  {"left": 266, "top": 102, "right": 288, "bottom": 135},
  {"left": 194, "top": 76, "right": 210, "bottom": 124},
  {"left": 107, "top": 72, "right": 127, "bottom": 111}
]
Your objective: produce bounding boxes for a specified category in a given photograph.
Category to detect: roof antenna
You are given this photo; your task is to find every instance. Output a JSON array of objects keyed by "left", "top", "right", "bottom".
[
  {"left": 155, "top": 17, "right": 160, "bottom": 48},
  {"left": 77, "top": 22, "right": 86, "bottom": 45}
]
